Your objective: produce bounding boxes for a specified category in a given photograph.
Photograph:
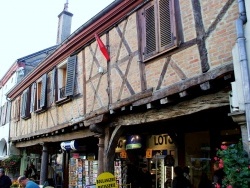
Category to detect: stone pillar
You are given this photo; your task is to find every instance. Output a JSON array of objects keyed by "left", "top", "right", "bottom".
[
  {"left": 229, "top": 111, "right": 250, "bottom": 158},
  {"left": 97, "top": 135, "right": 105, "bottom": 175},
  {"left": 40, "top": 143, "right": 48, "bottom": 185}
]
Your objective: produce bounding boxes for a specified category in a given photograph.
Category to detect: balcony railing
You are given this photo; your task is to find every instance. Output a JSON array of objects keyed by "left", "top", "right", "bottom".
[{"left": 59, "top": 87, "right": 65, "bottom": 99}]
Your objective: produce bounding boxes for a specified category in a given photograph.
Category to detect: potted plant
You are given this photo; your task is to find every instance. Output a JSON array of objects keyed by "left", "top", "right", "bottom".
[{"left": 214, "top": 140, "right": 250, "bottom": 188}]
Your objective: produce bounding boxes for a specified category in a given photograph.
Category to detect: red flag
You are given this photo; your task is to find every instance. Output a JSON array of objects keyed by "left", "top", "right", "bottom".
[{"left": 95, "top": 34, "right": 110, "bottom": 61}]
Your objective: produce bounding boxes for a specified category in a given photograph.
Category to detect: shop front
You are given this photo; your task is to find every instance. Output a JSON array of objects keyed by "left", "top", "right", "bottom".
[
  {"left": 57, "top": 137, "right": 99, "bottom": 188},
  {"left": 114, "top": 133, "right": 177, "bottom": 188},
  {"left": 110, "top": 106, "right": 241, "bottom": 188}
]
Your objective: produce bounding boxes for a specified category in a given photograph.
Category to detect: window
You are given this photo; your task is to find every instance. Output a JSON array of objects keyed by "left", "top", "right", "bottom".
[
  {"left": 57, "top": 61, "right": 67, "bottom": 100},
  {"left": 30, "top": 83, "right": 37, "bottom": 113},
  {"left": 35, "top": 74, "right": 47, "bottom": 112},
  {"left": 56, "top": 55, "right": 77, "bottom": 103},
  {"left": 139, "top": 0, "right": 178, "bottom": 61},
  {"left": 21, "top": 88, "right": 31, "bottom": 119}
]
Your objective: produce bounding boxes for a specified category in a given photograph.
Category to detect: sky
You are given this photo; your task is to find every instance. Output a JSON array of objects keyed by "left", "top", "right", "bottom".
[{"left": 0, "top": 0, "right": 114, "bottom": 79}]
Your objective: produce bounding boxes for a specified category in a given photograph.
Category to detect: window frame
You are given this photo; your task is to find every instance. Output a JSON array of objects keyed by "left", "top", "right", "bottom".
[
  {"left": 55, "top": 55, "right": 77, "bottom": 104},
  {"left": 138, "top": 0, "right": 178, "bottom": 61},
  {"left": 35, "top": 74, "right": 47, "bottom": 113},
  {"left": 20, "top": 88, "right": 31, "bottom": 120}
]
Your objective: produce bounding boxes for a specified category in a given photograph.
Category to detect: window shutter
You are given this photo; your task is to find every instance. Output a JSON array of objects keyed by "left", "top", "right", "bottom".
[
  {"left": 40, "top": 74, "right": 47, "bottom": 109},
  {"left": 143, "top": 1, "right": 158, "bottom": 59},
  {"left": 0, "top": 107, "right": 2, "bottom": 125},
  {"left": 21, "top": 92, "right": 26, "bottom": 118},
  {"left": 51, "top": 68, "right": 57, "bottom": 103},
  {"left": 5, "top": 101, "right": 11, "bottom": 123},
  {"left": 30, "top": 83, "right": 36, "bottom": 113},
  {"left": 47, "top": 76, "right": 51, "bottom": 106},
  {"left": 158, "top": 0, "right": 177, "bottom": 51},
  {"left": 74, "top": 61, "right": 79, "bottom": 95},
  {"left": 21, "top": 88, "right": 31, "bottom": 119},
  {"left": 54, "top": 68, "right": 58, "bottom": 101},
  {"left": 0, "top": 106, "right": 3, "bottom": 126},
  {"left": 1, "top": 103, "right": 7, "bottom": 125},
  {"left": 17, "top": 96, "right": 21, "bottom": 121},
  {"left": 65, "top": 56, "right": 76, "bottom": 97},
  {"left": 13, "top": 100, "right": 17, "bottom": 121}
]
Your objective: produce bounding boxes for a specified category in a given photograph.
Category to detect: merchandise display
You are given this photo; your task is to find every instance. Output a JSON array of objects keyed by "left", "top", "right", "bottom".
[
  {"left": 114, "top": 159, "right": 128, "bottom": 188},
  {"left": 69, "top": 157, "right": 98, "bottom": 188}
]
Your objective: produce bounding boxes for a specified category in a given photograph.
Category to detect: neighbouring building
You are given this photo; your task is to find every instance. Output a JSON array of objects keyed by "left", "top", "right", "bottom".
[
  {"left": 0, "top": 45, "right": 57, "bottom": 175},
  {"left": 0, "top": 0, "right": 72, "bottom": 179},
  {"left": 5, "top": 0, "right": 249, "bottom": 188}
]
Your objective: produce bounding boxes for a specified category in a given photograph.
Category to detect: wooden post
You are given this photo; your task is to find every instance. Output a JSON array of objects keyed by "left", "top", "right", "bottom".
[
  {"left": 97, "top": 135, "right": 105, "bottom": 175},
  {"left": 40, "top": 143, "right": 48, "bottom": 185}
]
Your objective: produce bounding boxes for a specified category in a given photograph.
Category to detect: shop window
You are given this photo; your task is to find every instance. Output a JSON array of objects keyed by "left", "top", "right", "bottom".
[
  {"left": 35, "top": 74, "right": 47, "bottom": 112},
  {"left": 56, "top": 55, "right": 77, "bottom": 103},
  {"left": 138, "top": 0, "right": 178, "bottom": 61},
  {"left": 21, "top": 88, "right": 31, "bottom": 120}
]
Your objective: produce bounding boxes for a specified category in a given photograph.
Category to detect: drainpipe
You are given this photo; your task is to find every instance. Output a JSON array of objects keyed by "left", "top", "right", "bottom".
[{"left": 236, "top": 0, "right": 250, "bottom": 143}]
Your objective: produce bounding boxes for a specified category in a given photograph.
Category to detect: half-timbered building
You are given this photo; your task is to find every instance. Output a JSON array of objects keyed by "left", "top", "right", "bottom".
[{"left": 6, "top": 0, "right": 249, "bottom": 187}]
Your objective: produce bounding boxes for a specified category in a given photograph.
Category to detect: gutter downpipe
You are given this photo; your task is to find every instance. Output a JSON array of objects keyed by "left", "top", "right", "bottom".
[{"left": 236, "top": 0, "right": 250, "bottom": 151}]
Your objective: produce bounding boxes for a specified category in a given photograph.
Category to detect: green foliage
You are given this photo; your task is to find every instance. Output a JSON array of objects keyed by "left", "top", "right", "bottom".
[
  {"left": 216, "top": 140, "right": 250, "bottom": 188},
  {"left": 0, "top": 155, "right": 21, "bottom": 174}
]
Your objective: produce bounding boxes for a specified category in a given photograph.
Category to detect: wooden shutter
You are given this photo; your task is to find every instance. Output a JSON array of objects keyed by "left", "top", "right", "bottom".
[
  {"left": 1, "top": 103, "right": 7, "bottom": 125},
  {"left": 0, "top": 106, "right": 2, "bottom": 125},
  {"left": 65, "top": 56, "right": 76, "bottom": 97},
  {"left": 40, "top": 74, "right": 47, "bottom": 109},
  {"left": 143, "top": 1, "right": 158, "bottom": 59},
  {"left": 51, "top": 68, "right": 57, "bottom": 103},
  {"left": 54, "top": 68, "right": 59, "bottom": 102},
  {"left": 17, "top": 96, "right": 21, "bottom": 121},
  {"left": 13, "top": 100, "right": 17, "bottom": 121},
  {"left": 21, "top": 88, "right": 31, "bottom": 119},
  {"left": 74, "top": 61, "right": 79, "bottom": 95},
  {"left": 158, "top": 0, "right": 177, "bottom": 51},
  {"left": 47, "top": 76, "right": 51, "bottom": 106},
  {"left": 5, "top": 101, "right": 11, "bottom": 123},
  {"left": 21, "top": 92, "right": 26, "bottom": 118}
]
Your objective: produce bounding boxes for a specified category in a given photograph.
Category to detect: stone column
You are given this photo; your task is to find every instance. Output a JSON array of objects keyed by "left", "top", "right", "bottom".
[
  {"left": 229, "top": 111, "right": 250, "bottom": 158},
  {"left": 40, "top": 143, "right": 48, "bottom": 185},
  {"left": 97, "top": 135, "right": 105, "bottom": 175}
]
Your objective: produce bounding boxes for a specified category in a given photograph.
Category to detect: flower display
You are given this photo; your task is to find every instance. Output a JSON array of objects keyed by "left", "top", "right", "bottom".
[
  {"left": 0, "top": 155, "right": 21, "bottom": 174},
  {"left": 10, "top": 180, "right": 20, "bottom": 187},
  {"left": 214, "top": 140, "right": 250, "bottom": 188}
]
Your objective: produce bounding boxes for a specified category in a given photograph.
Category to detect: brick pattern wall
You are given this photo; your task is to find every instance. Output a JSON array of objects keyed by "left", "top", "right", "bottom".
[{"left": 10, "top": 0, "right": 238, "bottom": 139}]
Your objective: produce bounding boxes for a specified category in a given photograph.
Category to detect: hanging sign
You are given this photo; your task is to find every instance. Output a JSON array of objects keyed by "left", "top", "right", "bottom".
[
  {"left": 96, "top": 172, "right": 118, "bottom": 188},
  {"left": 147, "top": 134, "right": 175, "bottom": 150},
  {"left": 146, "top": 149, "right": 152, "bottom": 158},
  {"left": 115, "top": 137, "right": 126, "bottom": 153},
  {"left": 126, "top": 135, "right": 142, "bottom": 150},
  {"left": 60, "top": 140, "right": 78, "bottom": 151},
  {"left": 120, "top": 150, "right": 127, "bottom": 158}
]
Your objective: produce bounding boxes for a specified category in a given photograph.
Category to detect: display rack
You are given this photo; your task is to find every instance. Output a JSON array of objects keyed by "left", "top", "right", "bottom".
[{"left": 68, "top": 158, "right": 98, "bottom": 188}]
